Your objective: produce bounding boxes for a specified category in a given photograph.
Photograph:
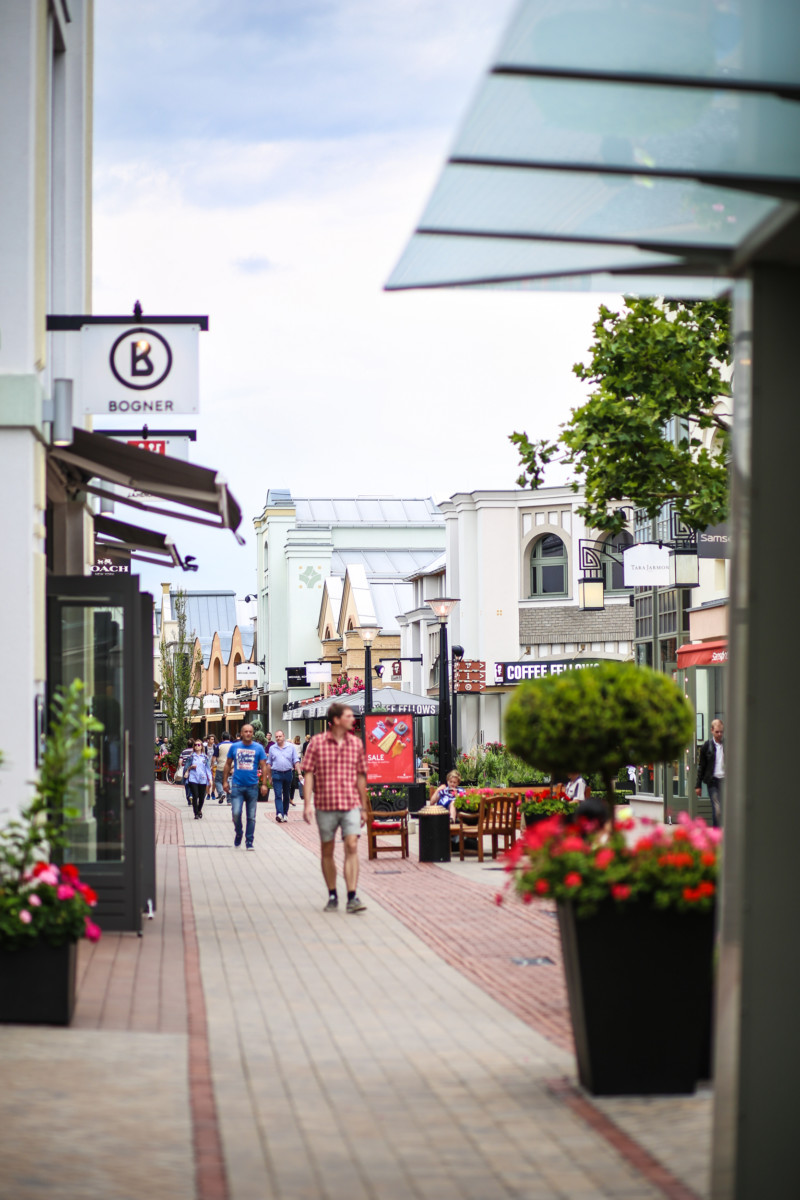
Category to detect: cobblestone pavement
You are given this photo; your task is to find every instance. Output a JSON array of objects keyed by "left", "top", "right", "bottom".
[
  {"left": 178, "top": 789, "right": 708, "bottom": 1200},
  {"left": 0, "top": 785, "right": 712, "bottom": 1200}
]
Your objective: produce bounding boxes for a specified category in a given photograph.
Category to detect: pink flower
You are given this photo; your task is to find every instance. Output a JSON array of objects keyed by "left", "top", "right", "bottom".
[
  {"left": 611, "top": 883, "right": 631, "bottom": 901},
  {"left": 19, "top": 910, "right": 32, "bottom": 924},
  {"left": 706, "top": 828, "right": 723, "bottom": 845},
  {"left": 595, "top": 848, "right": 615, "bottom": 870},
  {"left": 28, "top": 894, "right": 42, "bottom": 907},
  {"left": 84, "top": 918, "right": 102, "bottom": 943},
  {"left": 57, "top": 884, "right": 75, "bottom": 901},
  {"left": 38, "top": 868, "right": 59, "bottom": 887}
]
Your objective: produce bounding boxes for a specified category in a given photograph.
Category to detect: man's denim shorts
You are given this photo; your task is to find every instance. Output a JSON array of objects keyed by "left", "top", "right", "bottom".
[{"left": 315, "top": 808, "right": 362, "bottom": 842}]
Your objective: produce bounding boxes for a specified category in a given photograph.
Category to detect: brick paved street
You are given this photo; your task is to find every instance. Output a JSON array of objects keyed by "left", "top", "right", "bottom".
[{"left": 0, "top": 784, "right": 712, "bottom": 1200}]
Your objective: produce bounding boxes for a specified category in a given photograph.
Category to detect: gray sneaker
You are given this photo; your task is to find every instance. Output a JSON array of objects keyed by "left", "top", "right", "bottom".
[
  {"left": 323, "top": 896, "right": 338, "bottom": 912},
  {"left": 346, "top": 896, "right": 366, "bottom": 914}
]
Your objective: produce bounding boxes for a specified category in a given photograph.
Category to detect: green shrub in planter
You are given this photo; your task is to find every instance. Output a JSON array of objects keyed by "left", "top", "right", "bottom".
[{"left": 504, "top": 661, "right": 694, "bottom": 816}]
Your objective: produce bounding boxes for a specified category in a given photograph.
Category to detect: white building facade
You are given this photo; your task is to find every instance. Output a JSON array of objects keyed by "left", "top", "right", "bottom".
[
  {"left": 400, "top": 487, "right": 635, "bottom": 751},
  {"left": 0, "top": 1, "right": 93, "bottom": 812},
  {"left": 253, "top": 491, "right": 445, "bottom": 731}
]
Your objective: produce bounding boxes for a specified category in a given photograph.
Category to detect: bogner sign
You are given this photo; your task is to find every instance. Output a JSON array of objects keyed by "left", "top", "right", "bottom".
[{"left": 80, "top": 321, "right": 202, "bottom": 415}]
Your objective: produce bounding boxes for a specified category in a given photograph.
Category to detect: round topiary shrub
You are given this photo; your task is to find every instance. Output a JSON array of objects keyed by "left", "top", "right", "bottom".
[{"left": 504, "top": 661, "right": 694, "bottom": 811}]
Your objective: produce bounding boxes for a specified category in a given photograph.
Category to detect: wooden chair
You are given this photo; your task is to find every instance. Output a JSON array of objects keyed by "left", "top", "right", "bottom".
[
  {"left": 453, "top": 796, "right": 488, "bottom": 862},
  {"left": 365, "top": 796, "right": 409, "bottom": 861},
  {"left": 484, "top": 793, "right": 518, "bottom": 859}
]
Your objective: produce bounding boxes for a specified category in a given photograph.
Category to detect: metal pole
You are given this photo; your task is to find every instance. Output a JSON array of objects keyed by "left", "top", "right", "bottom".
[
  {"left": 364, "top": 642, "right": 373, "bottom": 714},
  {"left": 438, "top": 621, "right": 453, "bottom": 778},
  {"left": 451, "top": 669, "right": 458, "bottom": 760}
]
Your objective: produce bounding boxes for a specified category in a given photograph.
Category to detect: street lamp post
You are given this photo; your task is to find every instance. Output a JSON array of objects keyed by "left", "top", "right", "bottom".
[
  {"left": 356, "top": 624, "right": 380, "bottom": 716},
  {"left": 426, "top": 598, "right": 459, "bottom": 781}
]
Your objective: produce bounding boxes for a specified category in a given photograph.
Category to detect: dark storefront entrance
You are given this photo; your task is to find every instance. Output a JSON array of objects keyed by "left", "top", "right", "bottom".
[{"left": 47, "top": 574, "right": 155, "bottom": 933}]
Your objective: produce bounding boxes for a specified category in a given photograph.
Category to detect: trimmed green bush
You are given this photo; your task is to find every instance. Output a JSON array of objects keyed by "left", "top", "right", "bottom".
[{"left": 504, "top": 661, "right": 694, "bottom": 810}]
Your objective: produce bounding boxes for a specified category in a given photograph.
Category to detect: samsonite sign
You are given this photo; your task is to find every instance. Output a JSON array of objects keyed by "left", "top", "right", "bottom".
[{"left": 80, "top": 323, "right": 201, "bottom": 415}]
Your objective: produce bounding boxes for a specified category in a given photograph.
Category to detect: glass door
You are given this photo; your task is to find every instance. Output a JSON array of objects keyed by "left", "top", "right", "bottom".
[{"left": 47, "top": 575, "right": 153, "bottom": 931}]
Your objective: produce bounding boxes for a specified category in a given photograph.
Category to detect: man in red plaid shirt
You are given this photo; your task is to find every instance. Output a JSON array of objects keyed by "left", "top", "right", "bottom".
[{"left": 302, "top": 702, "right": 368, "bottom": 913}]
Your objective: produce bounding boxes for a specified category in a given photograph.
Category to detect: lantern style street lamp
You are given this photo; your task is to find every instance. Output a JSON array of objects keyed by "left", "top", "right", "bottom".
[
  {"left": 426, "top": 598, "right": 459, "bottom": 779},
  {"left": 356, "top": 623, "right": 380, "bottom": 713}
]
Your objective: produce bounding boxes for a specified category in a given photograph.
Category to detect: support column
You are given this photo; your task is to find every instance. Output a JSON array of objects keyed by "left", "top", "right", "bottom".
[{"left": 712, "top": 265, "right": 800, "bottom": 1198}]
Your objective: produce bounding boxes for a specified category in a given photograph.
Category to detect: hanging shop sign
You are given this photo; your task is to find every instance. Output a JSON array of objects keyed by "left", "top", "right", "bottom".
[
  {"left": 235, "top": 663, "right": 259, "bottom": 681},
  {"left": 202, "top": 695, "right": 221, "bottom": 709},
  {"left": 697, "top": 524, "right": 731, "bottom": 558},
  {"left": 286, "top": 667, "right": 309, "bottom": 687},
  {"left": 623, "top": 543, "right": 671, "bottom": 587},
  {"left": 495, "top": 660, "right": 601, "bottom": 685},
  {"left": 306, "top": 663, "right": 333, "bottom": 684},
  {"left": 364, "top": 713, "right": 415, "bottom": 785},
  {"left": 239, "top": 700, "right": 259, "bottom": 711},
  {"left": 77, "top": 321, "right": 203, "bottom": 415}
]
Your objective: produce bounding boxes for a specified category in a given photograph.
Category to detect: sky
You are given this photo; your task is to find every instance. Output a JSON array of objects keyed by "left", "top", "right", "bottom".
[{"left": 92, "top": 0, "right": 614, "bottom": 599}]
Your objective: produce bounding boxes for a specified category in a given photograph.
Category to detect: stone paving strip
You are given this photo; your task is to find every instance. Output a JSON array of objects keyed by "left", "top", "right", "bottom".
[{"left": 175, "top": 789, "right": 696, "bottom": 1200}]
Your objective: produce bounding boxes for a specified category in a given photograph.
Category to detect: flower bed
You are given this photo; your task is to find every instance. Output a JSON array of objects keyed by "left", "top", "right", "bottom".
[{"left": 1, "top": 861, "right": 100, "bottom": 950}]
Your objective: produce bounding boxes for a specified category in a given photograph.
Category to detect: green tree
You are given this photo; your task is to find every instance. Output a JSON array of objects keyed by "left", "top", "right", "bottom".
[
  {"left": 159, "top": 591, "right": 202, "bottom": 761},
  {"left": 511, "top": 297, "right": 731, "bottom": 535},
  {"left": 504, "top": 662, "right": 694, "bottom": 821}
]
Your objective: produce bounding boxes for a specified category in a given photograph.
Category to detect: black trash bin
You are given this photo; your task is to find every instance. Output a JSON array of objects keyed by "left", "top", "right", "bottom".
[
  {"left": 417, "top": 805, "right": 451, "bottom": 863},
  {"left": 407, "top": 784, "right": 427, "bottom": 814}
]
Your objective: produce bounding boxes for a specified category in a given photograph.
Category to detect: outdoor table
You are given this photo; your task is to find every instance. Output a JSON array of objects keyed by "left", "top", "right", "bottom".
[{"left": 417, "top": 805, "right": 451, "bottom": 863}]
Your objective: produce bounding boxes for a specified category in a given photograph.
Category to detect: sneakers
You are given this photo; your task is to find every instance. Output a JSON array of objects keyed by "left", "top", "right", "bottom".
[
  {"left": 234, "top": 834, "right": 242, "bottom": 848},
  {"left": 246, "top": 844, "right": 254, "bottom": 851},
  {"left": 346, "top": 896, "right": 367, "bottom": 914},
  {"left": 323, "top": 896, "right": 339, "bottom": 912}
]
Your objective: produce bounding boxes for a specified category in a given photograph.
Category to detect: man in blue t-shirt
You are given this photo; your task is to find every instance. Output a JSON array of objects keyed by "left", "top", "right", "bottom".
[{"left": 222, "top": 724, "right": 269, "bottom": 850}]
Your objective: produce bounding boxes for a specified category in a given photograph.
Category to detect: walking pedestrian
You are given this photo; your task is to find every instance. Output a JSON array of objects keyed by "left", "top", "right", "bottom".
[
  {"left": 216, "top": 731, "right": 233, "bottom": 802},
  {"left": 187, "top": 740, "right": 212, "bottom": 818},
  {"left": 205, "top": 734, "right": 219, "bottom": 802},
  {"left": 302, "top": 702, "right": 367, "bottom": 913},
  {"left": 268, "top": 731, "right": 299, "bottom": 822},
  {"left": 695, "top": 718, "right": 725, "bottom": 827},
  {"left": 223, "top": 724, "right": 269, "bottom": 850},
  {"left": 179, "top": 739, "right": 194, "bottom": 806},
  {"left": 290, "top": 736, "right": 304, "bottom": 803}
]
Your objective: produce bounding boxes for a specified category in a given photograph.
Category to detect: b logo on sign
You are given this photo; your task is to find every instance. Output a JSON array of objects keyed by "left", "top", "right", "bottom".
[{"left": 109, "top": 327, "right": 173, "bottom": 391}]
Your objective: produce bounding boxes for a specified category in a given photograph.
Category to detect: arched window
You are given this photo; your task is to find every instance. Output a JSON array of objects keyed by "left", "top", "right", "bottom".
[
  {"left": 325, "top": 626, "right": 332, "bottom": 639},
  {"left": 530, "top": 534, "right": 568, "bottom": 596},
  {"left": 213, "top": 659, "right": 221, "bottom": 689},
  {"left": 602, "top": 530, "right": 633, "bottom": 592},
  {"left": 347, "top": 618, "right": 354, "bottom": 632}
]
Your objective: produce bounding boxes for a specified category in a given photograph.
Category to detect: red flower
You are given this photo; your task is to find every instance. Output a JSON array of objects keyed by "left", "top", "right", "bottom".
[
  {"left": 698, "top": 880, "right": 715, "bottom": 898},
  {"left": 60, "top": 863, "right": 80, "bottom": 883},
  {"left": 522, "top": 891, "right": 534, "bottom": 905},
  {"left": 494, "top": 893, "right": 503, "bottom": 907},
  {"left": 700, "top": 851, "right": 716, "bottom": 867},
  {"left": 672, "top": 828, "right": 689, "bottom": 842},
  {"left": 611, "top": 883, "right": 631, "bottom": 901},
  {"left": 32, "top": 862, "right": 51, "bottom": 878},
  {"left": 683, "top": 886, "right": 700, "bottom": 902},
  {"left": 595, "top": 848, "right": 614, "bottom": 870},
  {"left": 84, "top": 918, "right": 102, "bottom": 943},
  {"left": 76, "top": 882, "right": 98, "bottom": 906},
  {"left": 564, "top": 872, "right": 582, "bottom": 889},
  {"left": 634, "top": 837, "right": 654, "bottom": 853},
  {"left": 534, "top": 879, "right": 550, "bottom": 895},
  {"left": 560, "top": 836, "right": 585, "bottom": 854}
]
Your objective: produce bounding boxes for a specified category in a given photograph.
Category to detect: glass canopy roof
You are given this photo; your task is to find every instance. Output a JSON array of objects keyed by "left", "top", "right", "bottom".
[{"left": 386, "top": 0, "right": 800, "bottom": 295}]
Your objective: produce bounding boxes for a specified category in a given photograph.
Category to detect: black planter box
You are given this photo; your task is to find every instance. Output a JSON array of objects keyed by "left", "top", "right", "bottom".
[
  {"left": 557, "top": 899, "right": 715, "bottom": 1095},
  {"left": 0, "top": 941, "right": 78, "bottom": 1026}
]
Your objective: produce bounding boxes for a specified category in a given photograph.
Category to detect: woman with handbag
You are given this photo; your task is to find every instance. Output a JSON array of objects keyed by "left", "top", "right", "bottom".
[{"left": 187, "top": 740, "right": 212, "bottom": 818}]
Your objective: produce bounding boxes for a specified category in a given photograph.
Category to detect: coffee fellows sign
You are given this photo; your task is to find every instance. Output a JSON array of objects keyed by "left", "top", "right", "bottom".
[{"left": 495, "top": 660, "right": 601, "bottom": 686}]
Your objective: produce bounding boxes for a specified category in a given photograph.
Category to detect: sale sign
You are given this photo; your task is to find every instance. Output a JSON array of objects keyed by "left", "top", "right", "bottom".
[{"left": 364, "top": 713, "right": 415, "bottom": 785}]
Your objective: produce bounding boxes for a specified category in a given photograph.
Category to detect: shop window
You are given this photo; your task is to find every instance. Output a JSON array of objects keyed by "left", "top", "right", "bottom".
[
  {"left": 529, "top": 534, "right": 567, "bottom": 597},
  {"left": 602, "top": 530, "right": 633, "bottom": 592}
]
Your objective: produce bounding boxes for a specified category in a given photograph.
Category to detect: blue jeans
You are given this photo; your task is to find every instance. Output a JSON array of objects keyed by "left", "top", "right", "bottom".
[
  {"left": 230, "top": 784, "right": 259, "bottom": 846},
  {"left": 272, "top": 770, "right": 294, "bottom": 816}
]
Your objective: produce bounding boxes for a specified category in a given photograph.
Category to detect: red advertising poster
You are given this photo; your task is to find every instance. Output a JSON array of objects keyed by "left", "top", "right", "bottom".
[{"left": 364, "top": 713, "right": 415, "bottom": 785}]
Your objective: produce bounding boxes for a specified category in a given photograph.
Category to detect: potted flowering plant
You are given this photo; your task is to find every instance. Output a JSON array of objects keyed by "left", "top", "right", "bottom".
[
  {"left": 504, "top": 811, "right": 719, "bottom": 1094},
  {"left": 503, "top": 661, "right": 708, "bottom": 1095},
  {"left": 453, "top": 788, "right": 485, "bottom": 816},
  {"left": 518, "top": 790, "right": 574, "bottom": 826},
  {"left": 0, "top": 681, "right": 103, "bottom": 1026}
]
